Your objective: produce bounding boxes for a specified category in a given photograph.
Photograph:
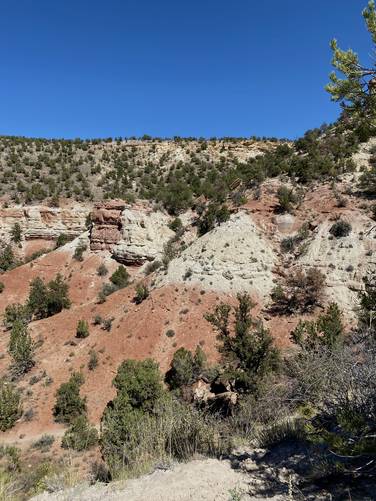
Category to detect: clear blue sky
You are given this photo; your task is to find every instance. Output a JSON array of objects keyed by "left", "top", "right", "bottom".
[{"left": 0, "top": 0, "right": 372, "bottom": 139}]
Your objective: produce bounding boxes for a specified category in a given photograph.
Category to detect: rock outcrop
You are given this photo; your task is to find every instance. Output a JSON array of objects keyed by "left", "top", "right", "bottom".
[
  {"left": 298, "top": 212, "right": 376, "bottom": 314},
  {"left": 90, "top": 201, "right": 174, "bottom": 265},
  {"left": 157, "top": 212, "right": 276, "bottom": 297},
  {"left": 90, "top": 200, "right": 126, "bottom": 251},
  {"left": 112, "top": 209, "right": 174, "bottom": 264},
  {"left": 0, "top": 204, "right": 89, "bottom": 242}
]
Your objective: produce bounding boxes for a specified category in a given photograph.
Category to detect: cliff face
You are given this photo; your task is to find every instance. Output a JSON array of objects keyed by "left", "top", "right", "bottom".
[
  {"left": 90, "top": 201, "right": 174, "bottom": 265},
  {"left": 0, "top": 203, "right": 90, "bottom": 258},
  {"left": 0, "top": 204, "right": 89, "bottom": 242},
  {"left": 90, "top": 200, "right": 126, "bottom": 251}
]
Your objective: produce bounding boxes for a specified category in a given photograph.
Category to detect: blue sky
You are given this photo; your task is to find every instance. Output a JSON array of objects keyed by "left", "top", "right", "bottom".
[{"left": 0, "top": 0, "right": 372, "bottom": 139}]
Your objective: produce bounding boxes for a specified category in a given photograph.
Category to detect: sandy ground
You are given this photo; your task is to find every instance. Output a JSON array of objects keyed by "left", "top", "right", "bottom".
[{"left": 31, "top": 458, "right": 287, "bottom": 501}]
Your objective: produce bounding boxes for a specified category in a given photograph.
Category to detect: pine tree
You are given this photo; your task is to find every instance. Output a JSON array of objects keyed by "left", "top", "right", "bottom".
[{"left": 326, "top": 1, "right": 376, "bottom": 134}]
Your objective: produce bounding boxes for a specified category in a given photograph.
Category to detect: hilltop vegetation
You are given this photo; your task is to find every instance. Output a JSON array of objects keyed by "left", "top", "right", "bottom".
[{"left": 0, "top": 117, "right": 369, "bottom": 215}]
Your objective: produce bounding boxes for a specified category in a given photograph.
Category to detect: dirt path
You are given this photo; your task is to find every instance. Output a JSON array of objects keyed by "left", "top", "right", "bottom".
[{"left": 31, "top": 458, "right": 286, "bottom": 501}]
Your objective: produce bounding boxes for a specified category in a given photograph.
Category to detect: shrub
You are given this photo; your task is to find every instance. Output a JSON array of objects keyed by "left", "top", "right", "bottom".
[
  {"left": 280, "top": 236, "right": 295, "bottom": 253},
  {"left": 112, "top": 359, "right": 164, "bottom": 412},
  {"left": 134, "top": 283, "right": 149, "bottom": 304},
  {"left": 61, "top": 415, "right": 98, "bottom": 451},
  {"left": 110, "top": 266, "right": 130, "bottom": 289},
  {"left": 102, "top": 317, "right": 114, "bottom": 332},
  {"left": 329, "top": 219, "right": 352, "bottom": 238},
  {"left": 0, "top": 381, "right": 21, "bottom": 431},
  {"left": 55, "top": 234, "right": 70, "bottom": 248},
  {"left": 291, "top": 303, "right": 344, "bottom": 351},
  {"left": 168, "top": 217, "right": 183, "bottom": 232},
  {"left": 27, "top": 274, "right": 71, "bottom": 319},
  {"left": 10, "top": 223, "right": 22, "bottom": 244},
  {"left": 53, "top": 372, "right": 86, "bottom": 424},
  {"left": 165, "top": 329, "right": 175, "bottom": 338},
  {"left": 165, "top": 346, "right": 206, "bottom": 390},
  {"left": 97, "top": 264, "right": 108, "bottom": 276},
  {"left": 271, "top": 267, "right": 325, "bottom": 314},
  {"left": 205, "top": 293, "right": 280, "bottom": 393},
  {"left": 162, "top": 239, "right": 179, "bottom": 269},
  {"left": 3, "top": 303, "right": 31, "bottom": 330},
  {"left": 144, "top": 260, "right": 161, "bottom": 275},
  {"left": 32, "top": 434, "right": 55, "bottom": 451},
  {"left": 280, "top": 223, "right": 310, "bottom": 254},
  {"left": 27, "top": 277, "right": 48, "bottom": 319},
  {"left": 88, "top": 350, "right": 98, "bottom": 371},
  {"left": 76, "top": 320, "right": 89, "bottom": 339},
  {"left": 8, "top": 319, "right": 35, "bottom": 377},
  {"left": 0, "top": 244, "right": 16, "bottom": 272},
  {"left": 197, "top": 203, "right": 230, "bottom": 236},
  {"left": 73, "top": 244, "right": 87, "bottom": 261},
  {"left": 0, "top": 281, "right": 4, "bottom": 293},
  {"left": 93, "top": 315, "right": 103, "bottom": 325},
  {"left": 101, "top": 360, "right": 226, "bottom": 475},
  {"left": 358, "top": 278, "right": 376, "bottom": 339},
  {"left": 276, "top": 185, "right": 297, "bottom": 213}
]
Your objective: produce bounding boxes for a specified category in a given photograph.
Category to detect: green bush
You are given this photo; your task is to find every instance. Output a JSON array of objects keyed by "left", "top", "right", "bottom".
[
  {"left": 0, "top": 380, "right": 21, "bottom": 431},
  {"left": 165, "top": 346, "right": 206, "bottom": 390},
  {"left": 3, "top": 303, "right": 31, "bottom": 330},
  {"left": 271, "top": 267, "right": 325, "bottom": 314},
  {"left": 197, "top": 203, "right": 230, "bottom": 236},
  {"left": 73, "top": 244, "right": 87, "bottom": 261},
  {"left": 8, "top": 319, "right": 35, "bottom": 377},
  {"left": 168, "top": 217, "right": 183, "bottom": 232},
  {"left": 27, "top": 274, "right": 71, "bottom": 319},
  {"left": 112, "top": 359, "right": 164, "bottom": 412},
  {"left": 358, "top": 278, "right": 376, "bottom": 338},
  {"left": 329, "top": 219, "right": 352, "bottom": 238},
  {"left": 61, "top": 415, "right": 98, "bottom": 451},
  {"left": 53, "top": 372, "right": 86, "bottom": 424},
  {"left": 134, "top": 283, "right": 149, "bottom": 304},
  {"left": 276, "top": 185, "right": 297, "bottom": 213},
  {"left": 205, "top": 293, "right": 279, "bottom": 393},
  {"left": 110, "top": 266, "right": 130, "bottom": 289},
  {"left": 76, "top": 319, "right": 89, "bottom": 339},
  {"left": 102, "top": 317, "right": 114, "bottom": 331},
  {"left": 0, "top": 244, "right": 16, "bottom": 272},
  {"left": 101, "top": 360, "right": 227, "bottom": 476},
  {"left": 97, "top": 264, "right": 108, "bottom": 276},
  {"left": 88, "top": 350, "right": 98, "bottom": 370},
  {"left": 291, "top": 303, "right": 344, "bottom": 351},
  {"left": 10, "top": 223, "right": 22, "bottom": 244},
  {"left": 32, "top": 434, "right": 55, "bottom": 451},
  {"left": 55, "top": 234, "right": 70, "bottom": 248}
]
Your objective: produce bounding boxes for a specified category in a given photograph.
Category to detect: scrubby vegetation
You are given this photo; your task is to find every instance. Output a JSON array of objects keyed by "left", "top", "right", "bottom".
[
  {"left": 76, "top": 320, "right": 89, "bottom": 339},
  {"left": 101, "top": 359, "right": 227, "bottom": 476},
  {"left": 0, "top": 115, "right": 365, "bottom": 214},
  {"left": 0, "top": 380, "right": 21, "bottom": 431},
  {"left": 133, "top": 283, "right": 149, "bottom": 304},
  {"left": 53, "top": 372, "right": 86, "bottom": 424},
  {"left": 271, "top": 267, "right": 325, "bottom": 314},
  {"left": 61, "top": 415, "right": 98, "bottom": 451},
  {"left": 329, "top": 219, "right": 352, "bottom": 238},
  {"left": 8, "top": 319, "right": 35, "bottom": 377},
  {"left": 27, "top": 274, "right": 71, "bottom": 319}
]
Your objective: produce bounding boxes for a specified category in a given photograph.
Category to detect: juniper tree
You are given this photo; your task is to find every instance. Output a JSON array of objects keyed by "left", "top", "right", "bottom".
[
  {"left": 326, "top": 1, "right": 376, "bottom": 134},
  {"left": 8, "top": 319, "right": 35, "bottom": 376},
  {"left": 205, "top": 293, "right": 280, "bottom": 392}
]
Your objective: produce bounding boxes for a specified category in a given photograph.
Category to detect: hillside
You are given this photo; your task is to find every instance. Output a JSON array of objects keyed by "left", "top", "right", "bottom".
[{"left": 0, "top": 131, "right": 376, "bottom": 500}]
